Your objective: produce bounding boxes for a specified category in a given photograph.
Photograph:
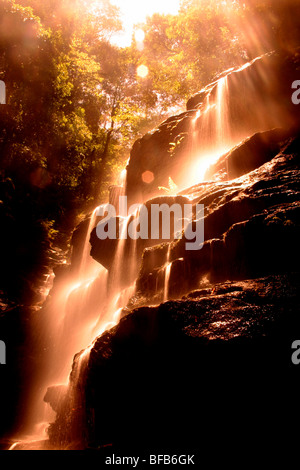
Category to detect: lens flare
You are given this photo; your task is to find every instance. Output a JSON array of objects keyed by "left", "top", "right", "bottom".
[
  {"left": 137, "top": 64, "right": 149, "bottom": 78},
  {"left": 142, "top": 170, "right": 154, "bottom": 183}
]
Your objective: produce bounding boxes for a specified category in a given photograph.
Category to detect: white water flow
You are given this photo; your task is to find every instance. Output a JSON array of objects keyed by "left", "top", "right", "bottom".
[
  {"left": 18, "top": 216, "right": 109, "bottom": 442},
  {"left": 108, "top": 202, "right": 142, "bottom": 295},
  {"left": 216, "top": 76, "right": 231, "bottom": 155},
  {"left": 185, "top": 55, "right": 277, "bottom": 189},
  {"left": 91, "top": 212, "right": 138, "bottom": 337},
  {"left": 186, "top": 76, "right": 235, "bottom": 187},
  {"left": 119, "top": 168, "right": 127, "bottom": 188},
  {"left": 62, "top": 202, "right": 140, "bottom": 420},
  {"left": 12, "top": 169, "right": 139, "bottom": 448},
  {"left": 163, "top": 245, "right": 172, "bottom": 302}
]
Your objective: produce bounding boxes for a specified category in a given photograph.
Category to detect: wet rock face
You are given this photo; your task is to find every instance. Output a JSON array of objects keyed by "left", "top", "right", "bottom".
[
  {"left": 90, "top": 129, "right": 300, "bottom": 287},
  {"left": 44, "top": 385, "right": 68, "bottom": 413},
  {"left": 50, "top": 273, "right": 300, "bottom": 450},
  {"left": 134, "top": 131, "right": 300, "bottom": 302},
  {"left": 126, "top": 111, "right": 194, "bottom": 205}
]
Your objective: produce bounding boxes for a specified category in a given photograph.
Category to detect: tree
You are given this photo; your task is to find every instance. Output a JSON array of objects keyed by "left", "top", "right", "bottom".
[
  {"left": 133, "top": 2, "right": 245, "bottom": 109},
  {"left": 0, "top": 0, "right": 168, "bottom": 221}
]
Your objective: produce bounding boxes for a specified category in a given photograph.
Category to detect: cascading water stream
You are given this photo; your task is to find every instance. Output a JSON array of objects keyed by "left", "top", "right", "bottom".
[
  {"left": 163, "top": 245, "right": 172, "bottom": 302},
  {"left": 216, "top": 76, "right": 231, "bottom": 154},
  {"left": 10, "top": 168, "right": 139, "bottom": 450},
  {"left": 186, "top": 75, "right": 234, "bottom": 187},
  {"left": 184, "top": 55, "right": 272, "bottom": 189},
  {"left": 91, "top": 210, "right": 138, "bottom": 337}
]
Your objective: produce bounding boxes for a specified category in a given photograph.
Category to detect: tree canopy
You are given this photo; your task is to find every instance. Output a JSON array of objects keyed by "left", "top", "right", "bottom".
[{"left": 0, "top": 0, "right": 299, "bottom": 233}]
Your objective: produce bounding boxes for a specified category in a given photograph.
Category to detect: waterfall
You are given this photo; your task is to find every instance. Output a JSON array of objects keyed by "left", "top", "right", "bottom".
[
  {"left": 12, "top": 69, "right": 236, "bottom": 446},
  {"left": 10, "top": 168, "right": 138, "bottom": 450},
  {"left": 183, "top": 55, "right": 275, "bottom": 189},
  {"left": 185, "top": 75, "right": 235, "bottom": 187},
  {"left": 216, "top": 76, "right": 231, "bottom": 154},
  {"left": 10, "top": 53, "right": 283, "bottom": 450},
  {"left": 163, "top": 245, "right": 172, "bottom": 302}
]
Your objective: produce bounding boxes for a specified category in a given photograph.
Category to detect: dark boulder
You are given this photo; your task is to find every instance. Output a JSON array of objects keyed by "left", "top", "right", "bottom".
[{"left": 49, "top": 273, "right": 300, "bottom": 450}]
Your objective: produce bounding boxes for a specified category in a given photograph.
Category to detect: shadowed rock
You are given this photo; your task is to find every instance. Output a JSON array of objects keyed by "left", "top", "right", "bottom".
[{"left": 48, "top": 273, "right": 300, "bottom": 450}]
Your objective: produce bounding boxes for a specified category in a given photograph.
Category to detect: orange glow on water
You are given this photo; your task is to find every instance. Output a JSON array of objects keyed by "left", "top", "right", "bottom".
[
  {"left": 93, "top": 308, "right": 123, "bottom": 338},
  {"left": 191, "top": 147, "right": 231, "bottom": 184}
]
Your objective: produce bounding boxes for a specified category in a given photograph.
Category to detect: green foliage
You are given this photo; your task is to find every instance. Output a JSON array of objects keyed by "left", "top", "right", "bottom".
[
  {"left": 133, "top": 2, "right": 246, "bottom": 108},
  {"left": 0, "top": 0, "right": 149, "bottom": 222},
  {"left": 131, "top": 0, "right": 300, "bottom": 109},
  {"left": 0, "top": 0, "right": 299, "bottom": 240}
]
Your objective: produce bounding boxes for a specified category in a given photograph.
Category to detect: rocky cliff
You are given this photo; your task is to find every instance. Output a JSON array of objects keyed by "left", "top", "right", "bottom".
[{"left": 46, "top": 48, "right": 300, "bottom": 451}]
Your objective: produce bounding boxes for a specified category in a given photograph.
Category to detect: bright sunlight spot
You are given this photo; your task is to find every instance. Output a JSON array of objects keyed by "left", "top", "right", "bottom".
[
  {"left": 134, "top": 29, "right": 145, "bottom": 43},
  {"left": 110, "top": 0, "right": 180, "bottom": 47},
  {"left": 137, "top": 64, "right": 149, "bottom": 78}
]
